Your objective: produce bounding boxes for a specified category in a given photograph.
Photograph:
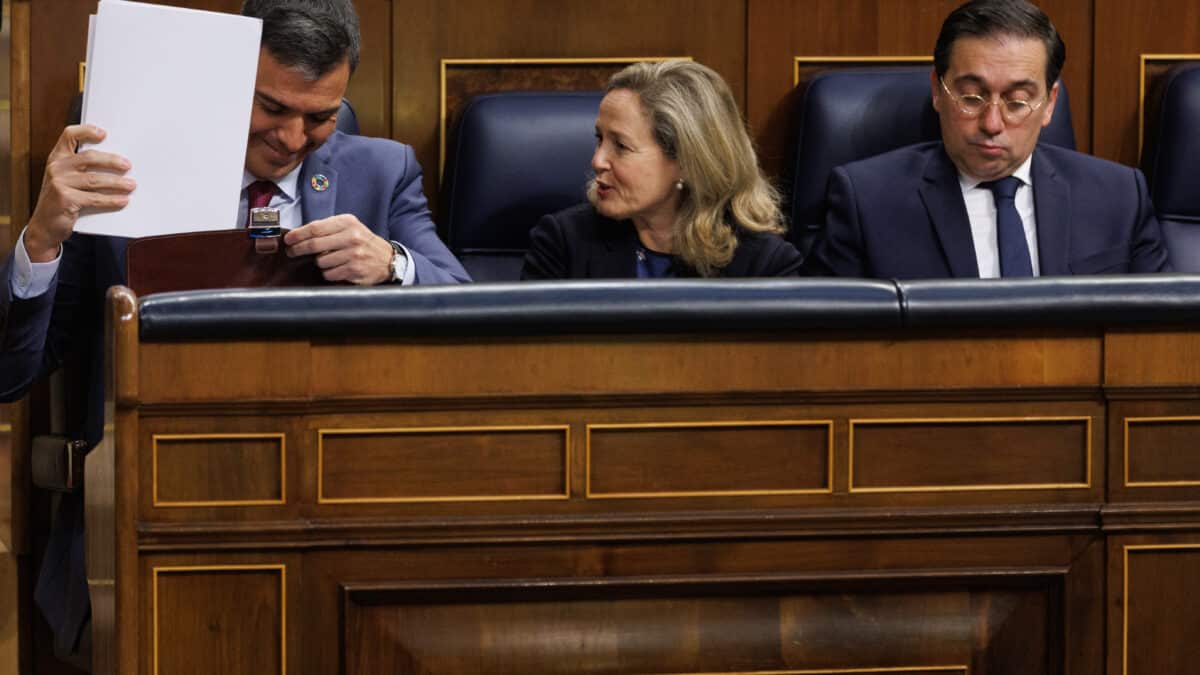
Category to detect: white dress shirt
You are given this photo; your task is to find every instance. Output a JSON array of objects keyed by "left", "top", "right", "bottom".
[{"left": 957, "top": 153, "right": 1040, "bottom": 278}]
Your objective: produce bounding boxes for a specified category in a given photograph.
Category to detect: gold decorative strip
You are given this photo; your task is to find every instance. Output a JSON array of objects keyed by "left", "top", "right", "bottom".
[
  {"left": 657, "top": 662, "right": 964, "bottom": 667},
  {"left": 793, "top": 55, "right": 932, "bottom": 87},
  {"left": 0, "top": 423, "right": 10, "bottom": 432},
  {"left": 1123, "top": 416, "right": 1200, "bottom": 487},
  {"left": 1138, "top": 54, "right": 1200, "bottom": 159},
  {"left": 152, "top": 564, "right": 287, "bottom": 675},
  {"left": 438, "top": 56, "right": 688, "bottom": 180},
  {"left": 151, "top": 433, "right": 287, "bottom": 508},
  {"left": 848, "top": 416, "right": 1092, "bottom": 493},
  {"left": 585, "top": 420, "right": 834, "bottom": 499},
  {"left": 317, "top": 425, "right": 571, "bottom": 504},
  {"left": 1122, "top": 543, "right": 1200, "bottom": 675}
]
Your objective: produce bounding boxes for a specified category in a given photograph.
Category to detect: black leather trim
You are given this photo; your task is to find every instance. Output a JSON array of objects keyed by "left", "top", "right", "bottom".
[
  {"left": 898, "top": 275, "right": 1200, "bottom": 327},
  {"left": 138, "top": 279, "right": 903, "bottom": 340}
]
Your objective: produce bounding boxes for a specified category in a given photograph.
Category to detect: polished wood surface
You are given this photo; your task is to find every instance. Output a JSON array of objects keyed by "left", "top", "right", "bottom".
[{"left": 84, "top": 286, "right": 1200, "bottom": 674}]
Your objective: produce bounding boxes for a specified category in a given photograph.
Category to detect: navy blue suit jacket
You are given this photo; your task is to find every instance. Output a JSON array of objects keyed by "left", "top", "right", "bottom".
[
  {"left": 804, "top": 141, "right": 1172, "bottom": 278},
  {"left": 0, "top": 131, "right": 468, "bottom": 653}
]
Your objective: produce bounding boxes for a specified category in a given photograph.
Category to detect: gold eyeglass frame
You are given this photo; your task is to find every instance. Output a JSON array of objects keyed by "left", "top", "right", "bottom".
[{"left": 938, "top": 76, "right": 1045, "bottom": 123}]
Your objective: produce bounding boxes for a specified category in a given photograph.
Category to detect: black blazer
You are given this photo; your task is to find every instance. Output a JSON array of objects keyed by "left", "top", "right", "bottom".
[{"left": 521, "top": 203, "right": 804, "bottom": 279}]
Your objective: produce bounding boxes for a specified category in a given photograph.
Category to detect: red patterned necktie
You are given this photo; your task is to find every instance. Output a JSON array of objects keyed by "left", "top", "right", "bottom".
[{"left": 245, "top": 180, "right": 276, "bottom": 226}]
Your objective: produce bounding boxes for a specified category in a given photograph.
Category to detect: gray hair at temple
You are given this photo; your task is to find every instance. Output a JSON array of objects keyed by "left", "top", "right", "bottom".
[
  {"left": 241, "top": 0, "right": 361, "bottom": 79},
  {"left": 934, "top": 0, "right": 1066, "bottom": 91}
]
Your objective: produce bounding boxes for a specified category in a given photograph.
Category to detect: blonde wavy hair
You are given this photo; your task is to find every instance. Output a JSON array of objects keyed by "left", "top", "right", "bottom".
[{"left": 587, "top": 60, "right": 785, "bottom": 277}]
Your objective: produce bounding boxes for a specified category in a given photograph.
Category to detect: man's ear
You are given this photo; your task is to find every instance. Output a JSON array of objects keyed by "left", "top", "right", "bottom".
[
  {"left": 930, "top": 69, "right": 943, "bottom": 112},
  {"left": 1040, "top": 80, "right": 1060, "bottom": 129}
]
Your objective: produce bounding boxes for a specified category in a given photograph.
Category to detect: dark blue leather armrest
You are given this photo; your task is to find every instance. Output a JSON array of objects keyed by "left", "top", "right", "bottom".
[
  {"left": 898, "top": 275, "right": 1200, "bottom": 327},
  {"left": 138, "top": 279, "right": 903, "bottom": 341}
]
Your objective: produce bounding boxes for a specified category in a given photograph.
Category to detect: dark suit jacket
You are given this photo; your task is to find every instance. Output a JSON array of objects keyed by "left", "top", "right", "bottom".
[
  {"left": 804, "top": 141, "right": 1172, "bottom": 278},
  {"left": 0, "top": 131, "right": 468, "bottom": 655},
  {"left": 521, "top": 203, "right": 804, "bottom": 279}
]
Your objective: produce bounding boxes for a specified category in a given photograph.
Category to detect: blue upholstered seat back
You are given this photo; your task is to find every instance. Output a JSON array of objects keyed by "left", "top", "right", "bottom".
[
  {"left": 787, "top": 66, "right": 1075, "bottom": 251},
  {"left": 1143, "top": 62, "right": 1200, "bottom": 272},
  {"left": 443, "top": 91, "right": 603, "bottom": 281}
]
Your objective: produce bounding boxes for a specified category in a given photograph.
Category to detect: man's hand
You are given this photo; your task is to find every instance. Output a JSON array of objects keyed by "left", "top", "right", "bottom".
[
  {"left": 25, "top": 125, "right": 135, "bottom": 262},
  {"left": 283, "top": 214, "right": 394, "bottom": 285}
]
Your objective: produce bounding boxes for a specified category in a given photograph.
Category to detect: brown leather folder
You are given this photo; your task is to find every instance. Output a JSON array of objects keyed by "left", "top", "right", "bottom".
[{"left": 125, "top": 229, "right": 328, "bottom": 296}]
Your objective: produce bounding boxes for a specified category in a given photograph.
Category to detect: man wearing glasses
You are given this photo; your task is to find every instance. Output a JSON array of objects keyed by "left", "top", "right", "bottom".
[{"left": 805, "top": 0, "right": 1171, "bottom": 278}]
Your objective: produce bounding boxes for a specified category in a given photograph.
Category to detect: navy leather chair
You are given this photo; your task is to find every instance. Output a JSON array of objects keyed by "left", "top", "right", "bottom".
[
  {"left": 443, "top": 91, "right": 603, "bottom": 281},
  {"left": 1142, "top": 62, "right": 1200, "bottom": 272},
  {"left": 787, "top": 66, "right": 1075, "bottom": 252}
]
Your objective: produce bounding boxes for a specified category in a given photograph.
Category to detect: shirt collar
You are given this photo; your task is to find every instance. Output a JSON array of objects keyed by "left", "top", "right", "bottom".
[
  {"left": 957, "top": 152, "right": 1035, "bottom": 191},
  {"left": 241, "top": 163, "right": 303, "bottom": 201}
]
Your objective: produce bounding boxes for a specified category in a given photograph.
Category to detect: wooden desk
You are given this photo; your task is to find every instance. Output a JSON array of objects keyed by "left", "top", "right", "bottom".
[{"left": 87, "top": 285, "right": 1200, "bottom": 675}]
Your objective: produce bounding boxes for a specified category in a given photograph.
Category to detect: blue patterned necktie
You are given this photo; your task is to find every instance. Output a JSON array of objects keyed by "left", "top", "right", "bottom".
[{"left": 981, "top": 176, "right": 1033, "bottom": 277}]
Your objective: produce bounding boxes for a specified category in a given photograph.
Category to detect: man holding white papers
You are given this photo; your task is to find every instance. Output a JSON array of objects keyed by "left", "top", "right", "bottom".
[{"left": 0, "top": 0, "right": 467, "bottom": 666}]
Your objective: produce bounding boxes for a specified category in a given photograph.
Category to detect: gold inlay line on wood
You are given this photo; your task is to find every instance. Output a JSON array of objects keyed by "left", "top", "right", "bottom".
[
  {"left": 317, "top": 424, "right": 571, "bottom": 504},
  {"left": 662, "top": 662, "right": 969, "bottom": 667},
  {"left": 1123, "top": 543, "right": 1200, "bottom": 675},
  {"left": 439, "top": 56, "right": 688, "bottom": 180},
  {"left": 585, "top": 420, "right": 834, "bottom": 499},
  {"left": 0, "top": 423, "right": 10, "bottom": 432},
  {"left": 793, "top": 55, "right": 933, "bottom": 87},
  {"left": 152, "top": 564, "right": 286, "bottom": 675},
  {"left": 151, "top": 433, "right": 286, "bottom": 508},
  {"left": 1138, "top": 54, "right": 1200, "bottom": 159},
  {"left": 1123, "top": 416, "right": 1200, "bottom": 487},
  {"left": 848, "top": 416, "right": 1092, "bottom": 493}
]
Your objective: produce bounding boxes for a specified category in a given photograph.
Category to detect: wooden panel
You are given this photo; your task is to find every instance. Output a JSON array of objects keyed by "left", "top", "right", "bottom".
[
  {"left": 587, "top": 421, "right": 832, "bottom": 498},
  {"left": 850, "top": 417, "right": 1091, "bottom": 492},
  {"left": 152, "top": 434, "right": 285, "bottom": 507},
  {"left": 152, "top": 565, "right": 285, "bottom": 675},
  {"left": 1119, "top": 544, "right": 1200, "bottom": 675},
  {"left": 0, "top": 405, "right": 10, "bottom": 552},
  {"left": 1106, "top": 331, "right": 1200, "bottom": 386},
  {"left": 318, "top": 426, "right": 569, "bottom": 503},
  {"left": 1094, "top": 0, "right": 1200, "bottom": 165},
  {"left": 313, "top": 333, "right": 1100, "bottom": 399},
  {"left": 342, "top": 575, "right": 1059, "bottom": 675},
  {"left": 0, "top": 545, "right": 15, "bottom": 675},
  {"left": 747, "top": 0, "right": 1094, "bottom": 178},
  {"left": 1124, "top": 417, "right": 1200, "bottom": 487},
  {"left": 139, "top": 340, "right": 311, "bottom": 403},
  {"left": 393, "top": 0, "right": 746, "bottom": 208}
]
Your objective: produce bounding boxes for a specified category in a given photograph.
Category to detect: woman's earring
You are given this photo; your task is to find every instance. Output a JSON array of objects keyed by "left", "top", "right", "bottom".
[{"left": 675, "top": 179, "right": 685, "bottom": 191}]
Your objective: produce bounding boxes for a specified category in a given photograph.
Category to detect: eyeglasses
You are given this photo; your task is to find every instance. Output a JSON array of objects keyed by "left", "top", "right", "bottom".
[{"left": 939, "top": 77, "right": 1045, "bottom": 124}]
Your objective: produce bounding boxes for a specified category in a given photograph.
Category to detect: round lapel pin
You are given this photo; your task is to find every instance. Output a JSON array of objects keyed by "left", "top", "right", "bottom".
[{"left": 310, "top": 174, "right": 330, "bottom": 192}]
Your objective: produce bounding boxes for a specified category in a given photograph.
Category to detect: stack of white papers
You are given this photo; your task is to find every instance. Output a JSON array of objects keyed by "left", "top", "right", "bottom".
[{"left": 77, "top": 0, "right": 261, "bottom": 238}]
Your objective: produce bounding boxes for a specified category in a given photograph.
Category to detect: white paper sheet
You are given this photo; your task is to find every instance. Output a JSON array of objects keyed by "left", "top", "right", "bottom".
[{"left": 76, "top": 0, "right": 261, "bottom": 238}]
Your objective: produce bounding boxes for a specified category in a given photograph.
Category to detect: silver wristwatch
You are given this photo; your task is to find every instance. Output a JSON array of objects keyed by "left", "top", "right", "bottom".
[{"left": 387, "top": 240, "right": 408, "bottom": 283}]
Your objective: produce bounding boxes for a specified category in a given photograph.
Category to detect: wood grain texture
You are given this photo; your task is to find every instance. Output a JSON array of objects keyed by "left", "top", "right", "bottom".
[
  {"left": 1093, "top": 0, "right": 1200, "bottom": 165},
  {"left": 1109, "top": 537, "right": 1200, "bottom": 675},
  {"left": 587, "top": 422, "right": 831, "bottom": 497},
  {"left": 319, "top": 426, "right": 568, "bottom": 502},
  {"left": 850, "top": 417, "right": 1091, "bottom": 491},
  {"left": 1108, "top": 400, "right": 1200, "bottom": 504}
]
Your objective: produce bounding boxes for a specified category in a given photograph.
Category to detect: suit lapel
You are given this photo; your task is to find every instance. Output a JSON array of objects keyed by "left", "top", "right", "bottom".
[
  {"left": 1031, "top": 148, "right": 1071, "bottom": 276},
  {"left": 299, "top": 140, "right": 340, "bottom": 224},
  {"left": 919, "top": 148, "right": 979, "bottom": 278}
]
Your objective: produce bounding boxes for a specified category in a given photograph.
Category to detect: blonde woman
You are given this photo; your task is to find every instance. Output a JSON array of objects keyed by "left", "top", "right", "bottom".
[{"left": 522, "top": 60, "right": 802, "bottom": 279}]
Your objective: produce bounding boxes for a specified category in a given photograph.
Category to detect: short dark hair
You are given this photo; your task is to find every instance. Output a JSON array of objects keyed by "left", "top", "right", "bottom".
[
  {"left": 241, "top": 0, "right": 360, "bottom": 79},
  {"left": 934, "top": 0, "right": 1066, "bottom": 91}
]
